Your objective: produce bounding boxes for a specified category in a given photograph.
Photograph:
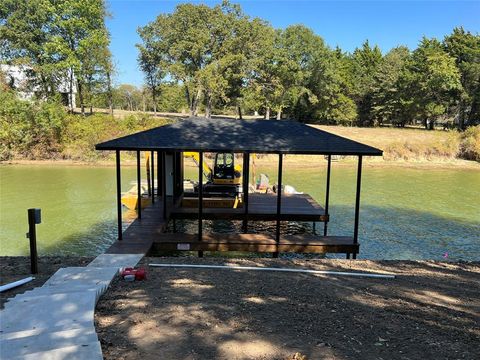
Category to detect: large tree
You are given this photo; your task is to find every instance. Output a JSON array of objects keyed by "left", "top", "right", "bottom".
[
  {"left": 410, "top": 37, "right": 462, "bottom": 129},
  {"left": 350, "top": 40, "right": 383, "bottom": 126},
  {"left": 370, "top": 46, "right": 414, "bottom": 127},
  {"left": 46, "top": 0, "right": 110, "bottom": 113},
  {"left": 1, "top": 0, "right": 112, "bottom": 113},
  {"left": 295, "top": 45, "right": 357, "bottom": 125},
  {"left": 0, "top": 0, "right": 56, "bottom": 96},
  {"left": 137, "top": 1, "right": 261, "bottom": 118},
  {"left": 137, "top": 23, "right": 165, "bottom": 115},
  {"left": 444, "top": 27, "right": 480, "bottom": 128}
]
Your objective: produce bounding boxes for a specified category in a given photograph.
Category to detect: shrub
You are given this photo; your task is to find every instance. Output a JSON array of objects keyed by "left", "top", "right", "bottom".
[
  {"left": 0, "top": 91, "right": 67, "bottom": 160},
  {"left": 460, "top": 125, "right": 480, "bottom": 162},
  {"left": 62, "top": 113, "right": 172, "bottom": 160},
  {"left": 0, "top": 90, "right": 173, "bottom": 161}
]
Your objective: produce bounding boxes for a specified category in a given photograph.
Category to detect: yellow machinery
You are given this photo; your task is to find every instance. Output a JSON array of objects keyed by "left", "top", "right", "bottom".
[
  {"left": 122, "top": 152, "right": 245, "bottom": 210},
  {"left": 184, "top": 152, "right": 242, "bottom": 195},
  {"left": 121, "top": 153, "right": 152, "bottom": 210},
  {"left": 184, "top": 152, "right": 214, "bottom": 181}
]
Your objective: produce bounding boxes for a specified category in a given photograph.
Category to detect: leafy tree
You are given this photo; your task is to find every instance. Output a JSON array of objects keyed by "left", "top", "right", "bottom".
[
  {"left": 113, "top": 84, "right": 143, "bottom": 111},
  {"left": 137, "top": 23, "right": 165, "bottom": 115},
  {"left": 410, "top": 37, "right": 462, "bottom": 129},
  {"left": 296, "top": 44, "right": 356, "bottom": 125},
  {"left": 350, "top": 40, "right": 383, "bottom": 126},
  {"left": 444, "top": 27, "right": 480, "bottom": 128},
  {"left": 249, "top": 25, "right": 320, "bottom": 120},
  {"left": 138, "top": 1, "right": 263, "bottom": 118},
  {"left": 157, "top": 83, "right": 188, "bottom": 113},
  {"left": 1, "top": 0, "right": 112, "bottom": 114},
  {"left": 370, "top": 46, "right": 414, "bottom": 126},
  {"left": 45, "top": 0, "right": 110, "bottom": 113},
  {"left": 0, "top": 0, "right": 56, "bottom": 96}
]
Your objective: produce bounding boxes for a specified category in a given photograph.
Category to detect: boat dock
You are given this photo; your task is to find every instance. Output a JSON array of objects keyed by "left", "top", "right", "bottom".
[
  {"left": 96, "top": 118, "right": 383, "bottom": 259},
  {"left": 106, "top": 192, "right": 358, "bottom": 256}
]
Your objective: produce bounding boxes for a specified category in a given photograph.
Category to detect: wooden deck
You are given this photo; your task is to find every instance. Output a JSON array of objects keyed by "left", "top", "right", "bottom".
[
  {"left": 151, "top": 233, "right": 358, "bottom": 254},
  {"left": 172, "top": 193, "right": 328, "bottom": 222},
  {"left": 106, "top": 193, "right": 356, "bottom": 255}
]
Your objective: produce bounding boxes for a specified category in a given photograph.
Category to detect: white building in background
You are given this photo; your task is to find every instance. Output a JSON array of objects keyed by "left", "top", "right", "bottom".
[{"left": 0, "top": 64, "right": 76, "bottom": 108}]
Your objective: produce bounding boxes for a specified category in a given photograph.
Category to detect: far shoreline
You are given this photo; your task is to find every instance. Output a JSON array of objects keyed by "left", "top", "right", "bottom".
[{"left": 2, "top": 157, "right": 479, "bottom": 171}]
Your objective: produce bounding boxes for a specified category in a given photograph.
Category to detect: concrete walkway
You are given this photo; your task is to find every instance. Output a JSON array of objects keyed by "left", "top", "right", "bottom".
[{"left": 0, "top": 254, "right": 143, "bottom": 359}]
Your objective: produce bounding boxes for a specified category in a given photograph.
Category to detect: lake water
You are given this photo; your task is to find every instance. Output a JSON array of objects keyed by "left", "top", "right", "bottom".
[{"left": 1, "top": 164, "right": 479, "bottom": 260}]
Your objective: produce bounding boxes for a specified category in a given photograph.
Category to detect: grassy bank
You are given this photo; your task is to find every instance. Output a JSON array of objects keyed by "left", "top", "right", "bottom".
[
  {"left": 314, "top": 125, "right": 480, "bottom": 162},
  {"left": 1, "top": 92, "right": 479, "bottom": 165}
]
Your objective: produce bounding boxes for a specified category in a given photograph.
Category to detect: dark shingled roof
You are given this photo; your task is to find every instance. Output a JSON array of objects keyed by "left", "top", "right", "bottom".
[{"left": 95, "top": 117, "right": 383, "bottom": 156}]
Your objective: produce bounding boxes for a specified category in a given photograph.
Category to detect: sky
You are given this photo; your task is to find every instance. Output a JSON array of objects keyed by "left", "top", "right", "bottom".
[{"left": 106, "top": 0, "right": 480, "bottom": 86}]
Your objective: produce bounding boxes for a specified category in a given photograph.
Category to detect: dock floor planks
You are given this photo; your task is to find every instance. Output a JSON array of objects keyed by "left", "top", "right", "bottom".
[
  {"left": 150, "top": 233, "right": 358, "bottom": 254},
  {"left": 106, "top": 193, "right": 356, "bottom": 255},
  {"left": 171, "top": 193, "right": 327, "bottom": 221}
]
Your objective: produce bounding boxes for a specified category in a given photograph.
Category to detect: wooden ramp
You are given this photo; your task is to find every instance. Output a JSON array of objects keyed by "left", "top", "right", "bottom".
[{"left": 106, "top": 200, "right": 169, "bottom": 254}]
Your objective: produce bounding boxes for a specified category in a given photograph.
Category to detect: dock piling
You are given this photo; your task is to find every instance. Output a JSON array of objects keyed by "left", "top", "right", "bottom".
[
  {"left": 116, "top": 150, "right": 122, "bottom": 240},
  {"left": 136, "top": 151, "right": 142, "bottom": 219},
  {"left": 323, "top": 155, "right": 331, "bottom": 236},
  {"left": 274, "top": 153, "right": 283, "bottom": 258},
  {"left": 352, "top": 156, "right": 363, "bottom": 260}
]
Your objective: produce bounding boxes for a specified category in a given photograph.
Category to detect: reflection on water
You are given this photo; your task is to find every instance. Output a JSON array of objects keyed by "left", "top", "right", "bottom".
[{"left": 1, "top": 164, "right": 479, "bottom": 260}]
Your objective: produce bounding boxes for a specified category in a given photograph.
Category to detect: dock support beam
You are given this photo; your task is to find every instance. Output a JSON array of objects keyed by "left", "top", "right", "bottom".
[
  {"left": 151, "top": 151, "right": 155, "bottom": 204},
  {"left": 198, "top": 151, "right": 204, "bottom": 257},
  {"left": 242, "top": 152, "right": 250, "bottom": 233},
  {"left": 162, "top": 152, "right": 167, "bottom": 219},
  {"left": 116, "top": 150, "right": 122, "bottom": 240},
  {"left": 323, "top": 155, "right": 331, "bottom": 236},
  {"left": 352, "top": 155, "right": 363, "bottom": 259},
  {"left": 136, "top": 150, "right": 142, "bottom": 219},
  {"left": 157, "top": 151, "right": 161, "bottom": 198},
  {"left": 274, "top": 153, "right": 283, "bottom": 258}
]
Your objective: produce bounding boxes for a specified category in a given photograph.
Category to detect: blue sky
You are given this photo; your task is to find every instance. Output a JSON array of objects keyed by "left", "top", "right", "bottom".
[{"left": 106, "top": 0, "right": 480, "bottom": 86}]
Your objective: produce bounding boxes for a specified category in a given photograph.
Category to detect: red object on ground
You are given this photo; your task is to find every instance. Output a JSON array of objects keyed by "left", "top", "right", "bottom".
[
  {"left": 135, "top": 268, "right": 146, "bottom": 280},
  {"left": 121, "top": 267, "right": 146, "bottom": 281}
]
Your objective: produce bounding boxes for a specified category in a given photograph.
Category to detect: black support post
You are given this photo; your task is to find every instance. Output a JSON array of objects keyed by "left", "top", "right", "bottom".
[
  {"left": 352, "top": 155, "right": 363, "bottom": 259},
  {"left": 323, "top": 155, "right": 332, "bottom": 236},
  {"left": 242, "top": 152, "right": 250, "bottom": 233},
  {"left": 157, "top": 151, "right": 161, "bottom": 198},
  {"left": 151, "top": 151, "right": 155, "bottom": 204},
  {"left": 172, "top": 151, "right": 177, "bottom": 199},
  {"left": 162, "top": 152, "right": 167, "bottom": 219},
  {"left": 274, "top": 153, "right": 283, "bottom": 258},
  {"left": 27, "top": 209, "right": 39, "bottom": 274},
  {"left": 198, "top": 151, "right": 204, "bottom": 257},
  {"left": 136, "top": 150, "right": 142, "bottom": 219},
  {"left": 116, "top": 150, "right": 122, "bottom": 240}
]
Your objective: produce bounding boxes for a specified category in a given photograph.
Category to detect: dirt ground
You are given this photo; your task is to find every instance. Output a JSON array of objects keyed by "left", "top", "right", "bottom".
[
  {"left": 95, "top": 257, "right": 480, "bottom": 360},
  {"left": 0, "top": 256, "right": 93, "bottom": 309}
]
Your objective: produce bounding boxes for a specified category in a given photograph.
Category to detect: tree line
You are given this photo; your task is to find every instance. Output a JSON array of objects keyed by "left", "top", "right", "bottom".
[
  {"left": 137, "top": 1, "right": 480, "bottom": 129},
  {"left": 1, "top": 1, "right": 479, "bottom": 129}
]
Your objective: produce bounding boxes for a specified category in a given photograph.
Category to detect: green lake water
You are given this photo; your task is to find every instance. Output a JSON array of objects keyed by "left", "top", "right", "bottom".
[{"left": 1, "top": 164, "right": 479, "bottom": 260}]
